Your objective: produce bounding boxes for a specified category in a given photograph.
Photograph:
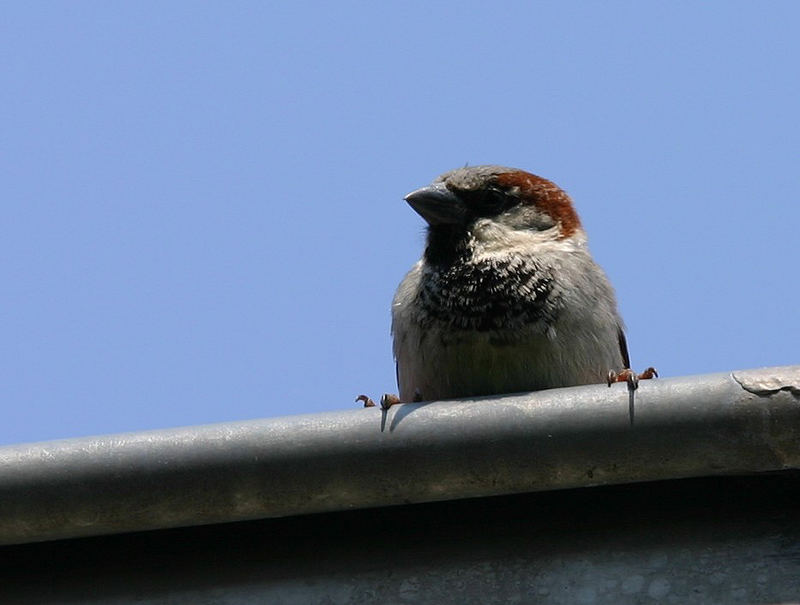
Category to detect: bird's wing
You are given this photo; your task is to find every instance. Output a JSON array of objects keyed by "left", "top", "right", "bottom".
[{"left": 617, "top": 326, "right": 631, "bottom": 369}]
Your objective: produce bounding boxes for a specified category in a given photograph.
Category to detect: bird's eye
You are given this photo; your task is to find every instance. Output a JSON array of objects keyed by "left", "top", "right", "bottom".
[{"left": 457, "top": 186, "right": 512, "bottom": 216}]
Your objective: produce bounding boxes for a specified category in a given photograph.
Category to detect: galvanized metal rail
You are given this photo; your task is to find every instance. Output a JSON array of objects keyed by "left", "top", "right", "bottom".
[{"left": 0, "top": 366, "right": 798, "bottom": 546}]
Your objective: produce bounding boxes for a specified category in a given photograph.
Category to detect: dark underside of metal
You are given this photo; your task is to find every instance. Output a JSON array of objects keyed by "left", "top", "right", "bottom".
[{"left": 1, "top": 472, "right": 799, "bottom": 604}]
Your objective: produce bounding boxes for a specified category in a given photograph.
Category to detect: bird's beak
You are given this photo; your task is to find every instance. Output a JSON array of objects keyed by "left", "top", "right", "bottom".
[{"left": 404, "top": 182, "right": 465, "bottom": 226}]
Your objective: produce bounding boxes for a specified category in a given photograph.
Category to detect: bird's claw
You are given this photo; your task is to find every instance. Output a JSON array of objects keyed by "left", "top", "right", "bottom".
[
  {"left": 638, "top": 367, "right": 658, "bottom": 380},
  {"left": 379, "top": 393, "right": 401, "bottom": 410},
  {"left": 355, "top": 394, "right": 376, "bottom": 408}
]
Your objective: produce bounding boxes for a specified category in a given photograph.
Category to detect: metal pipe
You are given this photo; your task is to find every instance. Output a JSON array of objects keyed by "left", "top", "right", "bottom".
[{"left": 0, "top": 366, "right": 798, "bottom": 546}]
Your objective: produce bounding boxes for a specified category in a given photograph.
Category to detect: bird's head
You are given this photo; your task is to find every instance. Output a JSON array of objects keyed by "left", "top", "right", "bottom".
[
  {"left": 405, "top": 166, "right": 584, "bottom": 265},
  {"left": 406, "top": 165, "right": 581, "bottom": 236}
]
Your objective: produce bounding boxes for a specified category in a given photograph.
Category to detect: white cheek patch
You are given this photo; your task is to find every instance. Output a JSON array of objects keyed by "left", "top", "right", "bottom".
[{"left": 472, "top": 218, "right": 563, "bottom": 257}]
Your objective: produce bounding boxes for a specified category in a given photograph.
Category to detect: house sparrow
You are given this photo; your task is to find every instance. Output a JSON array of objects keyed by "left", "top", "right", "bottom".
[{"left": 376, "top": 165, "right": 655, "bottom": 413}]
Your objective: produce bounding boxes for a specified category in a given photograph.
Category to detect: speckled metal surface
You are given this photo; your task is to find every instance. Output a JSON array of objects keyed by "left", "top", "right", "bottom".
[{"left": 0, "top": 366, "right": 798, "bottom": 546}]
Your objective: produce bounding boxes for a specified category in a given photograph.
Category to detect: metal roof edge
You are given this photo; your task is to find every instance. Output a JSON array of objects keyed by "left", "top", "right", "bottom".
[{"left": 1, "top": 365, "right": 798, "bottom": 545}]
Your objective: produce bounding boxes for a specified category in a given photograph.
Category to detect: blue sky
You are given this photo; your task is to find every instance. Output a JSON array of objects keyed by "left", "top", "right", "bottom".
[{"left": 2, "top": 2, "right": 798, "bottom": 445}]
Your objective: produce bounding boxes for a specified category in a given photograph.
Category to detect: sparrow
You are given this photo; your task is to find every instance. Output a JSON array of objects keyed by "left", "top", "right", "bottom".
[{"left": 367, "top": 165, "right": 655, "bottom": 417}]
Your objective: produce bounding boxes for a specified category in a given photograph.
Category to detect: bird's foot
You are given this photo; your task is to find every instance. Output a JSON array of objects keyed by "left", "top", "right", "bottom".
[
  {"left": 606, "top": 367, "right": 658, "bottom": 390},
  {"left": 355, "top": 390, "right": 423, "bottom": 409},
  {"left": 355, "top": 393, "right": 402, "bottom": 410},
  {"left": 607, "top": 367, "right": 657, "bottom": 426}
]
